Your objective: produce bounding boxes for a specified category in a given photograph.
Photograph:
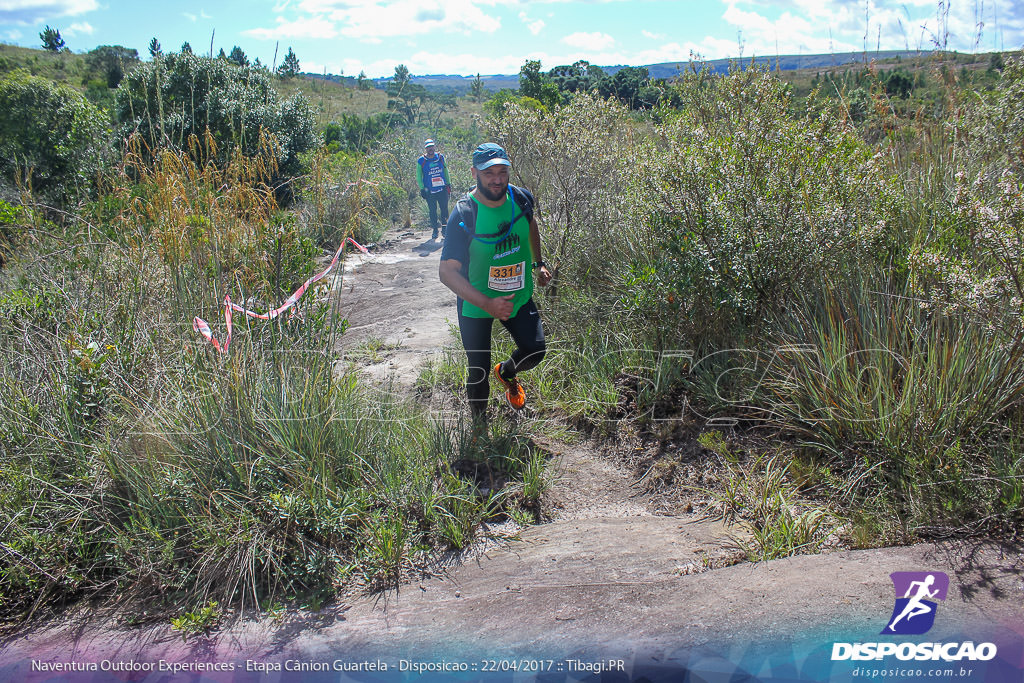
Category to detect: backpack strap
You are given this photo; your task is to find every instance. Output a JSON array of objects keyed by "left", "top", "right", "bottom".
[{"left": 456, "top": 185, "right": 533, "bottom": 241}]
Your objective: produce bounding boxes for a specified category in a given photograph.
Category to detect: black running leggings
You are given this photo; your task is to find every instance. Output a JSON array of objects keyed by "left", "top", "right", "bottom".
[
  {"left": 426, "top": 192, "right": 449, "bottom": 232},
  {"left": 457, "top": 297, "right": 546, "bottom": 420}
]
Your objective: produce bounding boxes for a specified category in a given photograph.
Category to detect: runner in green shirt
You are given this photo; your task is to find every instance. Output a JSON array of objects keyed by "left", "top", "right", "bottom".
[{"left": 439, "top": 143, "right": 553, "bottom": 424}]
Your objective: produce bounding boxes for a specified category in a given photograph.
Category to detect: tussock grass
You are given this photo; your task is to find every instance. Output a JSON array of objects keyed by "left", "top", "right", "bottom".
[{"left": 764, "top": 277, "right": 1024, "bottom": 534}]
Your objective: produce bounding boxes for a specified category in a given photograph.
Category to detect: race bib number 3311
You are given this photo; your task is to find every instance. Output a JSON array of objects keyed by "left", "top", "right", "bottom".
[{"left": 488, "top": 262, "right": 525, "bottom": 292}]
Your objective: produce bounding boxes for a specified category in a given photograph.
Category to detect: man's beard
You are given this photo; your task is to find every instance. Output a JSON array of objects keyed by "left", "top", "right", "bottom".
[{"left": 476, "top": 177, "right": 507, "bottom": 202}]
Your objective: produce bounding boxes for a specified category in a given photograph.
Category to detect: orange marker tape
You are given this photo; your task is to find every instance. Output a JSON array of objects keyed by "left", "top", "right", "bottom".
[{"left": 193, "top": 236, "right": 368, "bottom": 352}]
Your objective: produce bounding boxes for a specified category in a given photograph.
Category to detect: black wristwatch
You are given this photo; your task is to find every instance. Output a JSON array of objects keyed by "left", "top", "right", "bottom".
[{"left": 532, "top": 260, "right": 546, "bottom": 270}]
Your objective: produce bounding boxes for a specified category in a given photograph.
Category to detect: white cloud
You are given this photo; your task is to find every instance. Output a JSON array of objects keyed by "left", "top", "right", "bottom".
[
  {"left": 725, "top": 0, "right": 1024, "bottom": 56},
  {"left": 518, "top": 10, "right": 544, "bottom": 35},
  {"left": 562, "top": 31, "right": 615, "bottom": 50},
  {"left": 302, "top": 60, "right": 343, "bottom": 76},
  {"left": 250, "top": 0, "right": 1024, "bottom": 78},
  {"left": 720, "top": 2, "right": 861, "bottom": 57},
  {"left": 0, "top": 0, "right": 97, "bottom": 24},
  {"left": 243, "top": 15, "right": 338, "bottom": 40},
  {"left": 201, "top": 10, "right": 212, "bottom": 19},
  {"left": 259, "top": 0, "right": 500, "bottom": 41},
  {"left": 63, "top": 20, "right": 92, "bottom": 36},
  {"left": 4, "top": 29, "right": 22, "bottom": 40},
  {"left": 183, "top": 12, "right": 197, "bottom": 22},
  {"left": 339, "top": 50, "right": 530, "bottom": 78},
  {"left": 345, "top": 32, "right": 854, "bottom": 79},
  {"left": 408, "top": 50, "right": 535, "bottom": 75},
  {"left": 473, "top": 0, "right": 629, "bottom": 4},
  {"left": 337, "top": 0, "right": 500, "bottom": 39}
]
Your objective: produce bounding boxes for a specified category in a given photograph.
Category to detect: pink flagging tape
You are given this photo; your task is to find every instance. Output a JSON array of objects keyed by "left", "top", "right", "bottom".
[{"left": 193, "top": 236, "right": 368, "bottom": 352}]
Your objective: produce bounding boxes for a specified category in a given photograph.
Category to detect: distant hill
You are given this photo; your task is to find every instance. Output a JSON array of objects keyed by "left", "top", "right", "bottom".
[
  {"left": 643, "top": 50, "right": 932, "bottom": 79},
  {"left": 370, "top": 73, "right": 518, "bottom": 95},
  {"left": 357, "top": 50, "right": 935, "bottom": 94}
]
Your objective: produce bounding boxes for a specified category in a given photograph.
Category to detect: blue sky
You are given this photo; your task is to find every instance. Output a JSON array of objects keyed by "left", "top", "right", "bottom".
[{"left": 0, "top": 0, "right": 1021, "bottom": 78}]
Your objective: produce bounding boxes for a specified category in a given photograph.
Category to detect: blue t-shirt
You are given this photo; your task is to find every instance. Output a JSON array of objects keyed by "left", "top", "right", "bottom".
[{"left": 417, "top": 154, "right": 449, "bottom": 194}]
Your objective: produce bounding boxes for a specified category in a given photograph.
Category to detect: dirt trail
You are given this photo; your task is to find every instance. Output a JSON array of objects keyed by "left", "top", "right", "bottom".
[
  {"left": 3, "top": 224, "right": 1022, "bottom": 678},
  {"left": 334, "top": 230, "right": 454, "bottom": 390}
]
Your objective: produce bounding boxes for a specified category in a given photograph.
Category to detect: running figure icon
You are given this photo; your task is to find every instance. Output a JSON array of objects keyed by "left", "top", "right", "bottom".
[
  {"left": 882, "top": 571, "right": 949, "bottom": 635},
  {"left": 887, "top": 574, "right": 938, "bottom": 631}
]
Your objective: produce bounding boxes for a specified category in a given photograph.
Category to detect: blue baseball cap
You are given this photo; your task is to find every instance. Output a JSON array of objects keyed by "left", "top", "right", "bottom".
[{"left": 472, "top": 142, "right": 511, "bottom": 170}]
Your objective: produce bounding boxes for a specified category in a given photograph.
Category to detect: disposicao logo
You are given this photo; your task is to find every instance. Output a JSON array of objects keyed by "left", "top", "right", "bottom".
[
  {"left": 831, "top": 570, "right": 998, "bottom": 663},
  {"left": 882, "top": 571, "right": 948, "bottom": 635}
]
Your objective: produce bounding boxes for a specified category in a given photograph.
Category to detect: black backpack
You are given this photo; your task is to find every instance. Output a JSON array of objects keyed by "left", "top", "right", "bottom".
[{"left": 452, "top": 184, "right": 534, "bottom": 242}]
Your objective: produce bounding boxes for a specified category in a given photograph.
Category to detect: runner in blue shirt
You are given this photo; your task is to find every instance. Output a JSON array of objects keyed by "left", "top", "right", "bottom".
[{"left": 417, "top": 139, "right": 451, "bottom": 240}]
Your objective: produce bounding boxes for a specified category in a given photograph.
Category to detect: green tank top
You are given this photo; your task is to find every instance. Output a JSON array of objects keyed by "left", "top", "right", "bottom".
[{"left": 462, "top": 194, "right": 534, "bottom": 319}]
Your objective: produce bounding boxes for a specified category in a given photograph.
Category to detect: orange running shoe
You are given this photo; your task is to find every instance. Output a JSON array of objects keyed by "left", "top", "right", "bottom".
[{"left": 493, "top": 363, "right": 526, "bottom": 410}]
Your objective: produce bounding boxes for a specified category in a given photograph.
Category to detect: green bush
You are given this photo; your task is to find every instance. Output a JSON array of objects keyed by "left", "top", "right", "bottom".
[
  {"left": 300, "top": 148, "right": 404, "bottom": 246},
  {"left": 323, "top": 113, "right": 397, "bottom": 153},
  {"left": 114, "top": 52, "right": 320, "bottom": 198},
  {"left": 490, "top": 93, "right": 638, "bottom": 303},
  {"left": 907, "top": 56, "right": 1024, "bottom": 326},
  {"left": 0, "top": 199, "right": 24, "bottom": 262},
  {"left": 634, "top": 68, "right": 881, "bottom": 349},
  {"left": 0, "top": 70, "right": 108, "bottom": 202}
]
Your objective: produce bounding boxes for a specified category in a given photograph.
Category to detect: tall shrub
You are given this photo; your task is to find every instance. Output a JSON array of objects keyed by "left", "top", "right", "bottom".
[
  {"left": 633, "top": 68, "right": 883, "bottom": 349},
  {"left": 114, "top": 52, "right": 319, "bottom": 197},
  {"left": 0, "top": 70, "right": 108, "bottom": 202},
  {"left": 489, "top": 93, "right": 639, "bottom": 300}
]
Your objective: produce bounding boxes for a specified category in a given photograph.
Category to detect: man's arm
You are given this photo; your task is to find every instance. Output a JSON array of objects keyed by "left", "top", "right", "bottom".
[
  {"left": 528, "top": 216, "right": 552, "bottom": 287},
  {"left": 442, "top": 155, "right": 452, "bottom": 191},
  {"left": 439, "top": 259, "right": 513, "bottom": 321},
  {"left": 416, "top": 159, "right": 426, "bottom": 190}
]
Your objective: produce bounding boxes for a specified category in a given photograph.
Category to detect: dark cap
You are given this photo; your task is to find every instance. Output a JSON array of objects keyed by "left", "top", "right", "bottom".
[{"left": 472, "top": 142, "right": 511, "bottom": 170}]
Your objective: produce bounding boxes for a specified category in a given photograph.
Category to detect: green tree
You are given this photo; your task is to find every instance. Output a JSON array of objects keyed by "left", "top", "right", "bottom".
[
  {"left": 148, "top": 37, "right": 162, "bottom": 59},
  {"left": 87, "top": 45, "right": 139, "bottom": 89},
  {"left": 599, "top": 66, "right": 653, "bottom": 109},
  {"left": 422, "top": 91, "right": 457, "bottom": 127},
  {"left": 323, "top": 112, "right": 396, "bottom": 152},
  {"left": 387, "top": 82, "right": 428, "bottom": 124},
  {"left": 386, "top": 64, "right": 427, "bottom": 123},
  {"left": 470, "top": 73, "right": 484, "bottom": 102},
  {"left": 548, "top": 60, "right": 603, "bottom": 94},
  {"left": 357, "top": 70, "right": 371, "bottom": 90},
  {"left": 180, "top": 41, "right": 192, "bottom": 54},
  {"left": 39, "top": 26, "right": 65, "bottom": 53},
  {"left": 846, "top": 87, "right": 872, "bottom": 122},
  {"left": 518, "top": 59, "right": 560, "bottom": 110},
  {"left": 276, "top": 47, "right": 300, "bottom": 79},
  {"left": 483, "top": 88, "right": 544, "bottom": 119},
  {"left": 228, "top": 46, "right": 249, "bottom": 67},
  {"left": 883, "top": 69, "right": 913, "bottom": 98},
  {"left": 989, "top": 52, "right": 1005, "bottom": 73},
  {"left": 392, "top": 64, "right": 411, "bottom": 88},
  {"left": 114, "top": 51, "right": 319, "bottom": 196},
  {"left": 0, "top": 70, "right": 107, "bottom": 201}
]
